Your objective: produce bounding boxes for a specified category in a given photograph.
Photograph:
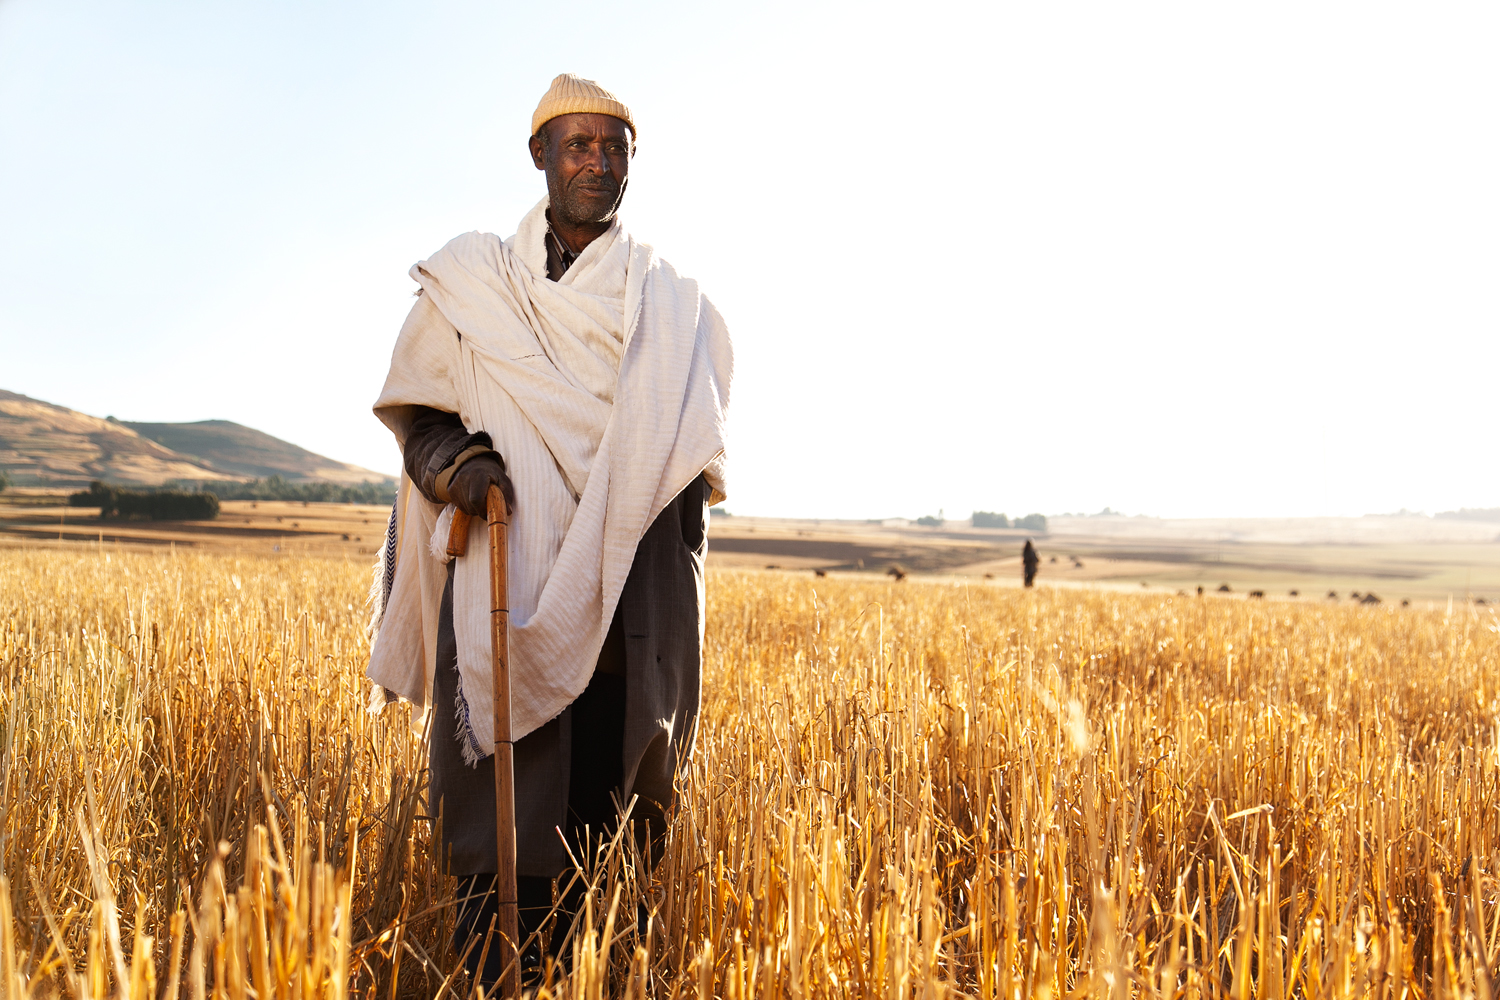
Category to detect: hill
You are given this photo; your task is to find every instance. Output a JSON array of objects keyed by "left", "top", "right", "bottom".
[
  {"left": 123, "top": 419, "right": 389, "bottom": 485},
  {"left": 0, "top": 389, "right": 391, "bottom": 488},
  {"left": 0, "top": 390, "right": 237, "bottom": 487}
]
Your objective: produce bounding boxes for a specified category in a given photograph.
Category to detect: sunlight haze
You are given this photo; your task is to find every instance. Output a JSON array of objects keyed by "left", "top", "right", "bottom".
[{"left": 2, "top": 1, "right": 1495, "bottom": 519}]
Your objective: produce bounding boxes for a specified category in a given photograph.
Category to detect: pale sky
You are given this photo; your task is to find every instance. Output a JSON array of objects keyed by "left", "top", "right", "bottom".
[{"left": 2, "top": 2, "right": 1496, "bottom": 519}]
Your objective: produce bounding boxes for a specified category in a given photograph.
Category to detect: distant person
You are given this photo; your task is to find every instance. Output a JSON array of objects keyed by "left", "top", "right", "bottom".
[{"left": 1022, "top": 539, "right": 1039, "bottom": 588}]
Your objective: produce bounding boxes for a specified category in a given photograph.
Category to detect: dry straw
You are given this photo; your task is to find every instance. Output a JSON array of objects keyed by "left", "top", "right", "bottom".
[{"left": 1, "top": 548, "right": 1498, "bottom": 997}]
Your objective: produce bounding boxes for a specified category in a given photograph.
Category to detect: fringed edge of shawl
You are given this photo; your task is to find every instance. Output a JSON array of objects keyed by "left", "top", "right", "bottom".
[
  {"left": 364, "top": 497, "right": 402, "bottom": 714},
  {"left": 453, "top": 674, "right": 487, "bottom": 767},
  {"left": 367, "top": 496, "right": 400, "bottom": 639},
  {"left": 366, "top": 682, "right": 396, "bottom": 714}
]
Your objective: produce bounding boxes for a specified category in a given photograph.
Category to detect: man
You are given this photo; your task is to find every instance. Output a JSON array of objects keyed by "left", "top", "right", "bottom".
[
  {"left": 1022, "top": 539, "right": 1039, "bottom": 588},
  {"left": 365, "top": 73, "right": 733, "bottom": 983}
]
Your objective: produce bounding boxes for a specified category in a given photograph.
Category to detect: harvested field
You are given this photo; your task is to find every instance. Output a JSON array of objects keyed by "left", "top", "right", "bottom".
[
  {"left": 2, "top": 546, "right": 1499, "bottom": 997},
  {"left": 0, "top": 495, "right": 392, "bottom": 557},
  {"left": 9, "top": 496, "right": 1500, "bottom": 603},
  {"left": 709, "top": 516, "right": 1500, "bottom": 604}
]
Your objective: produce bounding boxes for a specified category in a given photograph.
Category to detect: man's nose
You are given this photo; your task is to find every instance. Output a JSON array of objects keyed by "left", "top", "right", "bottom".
[{"left": 586, "top": 143, "right": 611, "bottom": 175}]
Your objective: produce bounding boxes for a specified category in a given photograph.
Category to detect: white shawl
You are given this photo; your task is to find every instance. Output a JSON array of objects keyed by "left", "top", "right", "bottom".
[{"left": 368, "top": 198, "right": 732, "bottom": 752}]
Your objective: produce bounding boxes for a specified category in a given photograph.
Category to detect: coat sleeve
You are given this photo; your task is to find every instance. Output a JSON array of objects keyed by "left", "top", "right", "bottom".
[{"left": 403, "top": 407, "right": 496, "bottom": 505}]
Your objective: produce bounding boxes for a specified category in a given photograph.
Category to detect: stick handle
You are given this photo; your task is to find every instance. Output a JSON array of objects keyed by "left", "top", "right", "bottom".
[
  {"left": 446, "top": 510, "right": 472, "bottom": 558},
  {"left": 487, "top": 485, "right": 521, "bottom": 998}
]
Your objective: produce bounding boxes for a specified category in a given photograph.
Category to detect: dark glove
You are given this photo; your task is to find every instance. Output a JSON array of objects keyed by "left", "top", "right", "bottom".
[{"left": 446, "top": 454, "right": 516, "bottom": 516}]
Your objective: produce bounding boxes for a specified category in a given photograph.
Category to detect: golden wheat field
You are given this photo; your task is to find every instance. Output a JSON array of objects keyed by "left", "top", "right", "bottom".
[{"left": 1, "top": 548, "right": 1498, "bottom": 999}]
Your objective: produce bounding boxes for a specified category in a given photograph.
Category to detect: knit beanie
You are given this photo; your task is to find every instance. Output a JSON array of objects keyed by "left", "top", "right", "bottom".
[{"left": 531, "top": 73, "right": 636, "bottom": 138}]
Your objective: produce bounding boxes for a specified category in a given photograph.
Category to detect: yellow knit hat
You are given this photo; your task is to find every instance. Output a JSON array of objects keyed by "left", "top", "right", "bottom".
[{"left": 531, "top": 73, "right": 636, "bottom": 138}]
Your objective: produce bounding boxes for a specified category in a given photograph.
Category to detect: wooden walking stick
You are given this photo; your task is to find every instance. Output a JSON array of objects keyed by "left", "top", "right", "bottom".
[{"left": 487, "top": 484, "right": 521, "bottom": 998}]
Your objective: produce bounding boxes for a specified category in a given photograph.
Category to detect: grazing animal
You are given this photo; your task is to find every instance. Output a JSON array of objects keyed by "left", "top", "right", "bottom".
[
  {"left": 1401, "top": 599, "right": 1410, "bottom": 607},
  {"left": 1476, "top": 597, "right": 1489, "bottom": 605},
  {"left": 813, "top": 569, "right": 827, "bottom": 577},
  {"left": 1217, "top": 584, "right": 1232, "bottom": 593},
  {"left": 1196, "top": 586, "right": 1204, "bottom": 596},
  {"left": 1327, "top": 591, "right": 1339, "bottom": 600},
  {"left": 1049, "top": 555, "right": 1058, "bottom": 563},
  {"left": 886, "top": 566, "right": 907, "bottom": 581},
  {"left": 1360, "top": 593, "right": 1381, "bottom": 604},
  {"left": 983, "top": 572, "right": 994, "bottom": 579},
  {"left": 1249, "top": 590, "right": 1265, "bottom": 599},
  {"left": 1288, "top": 590, "right": 1299, "bottom": 597}
]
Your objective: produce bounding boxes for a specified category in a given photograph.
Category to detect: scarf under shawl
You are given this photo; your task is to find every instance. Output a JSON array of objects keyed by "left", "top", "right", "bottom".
[{"left": 367, "top": 198, "right": 732, "bottom": 756}]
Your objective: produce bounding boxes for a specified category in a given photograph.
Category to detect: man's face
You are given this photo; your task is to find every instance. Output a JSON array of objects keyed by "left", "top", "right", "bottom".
[{"left": 529, "top": 113, "right": 633, "bottom": 227}]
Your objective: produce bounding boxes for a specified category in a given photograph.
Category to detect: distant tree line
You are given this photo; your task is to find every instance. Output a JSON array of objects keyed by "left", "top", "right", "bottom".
[
  {"left": 972, "top": 511, "right": 1047, "bottom": 532},
  {"left": 69, "top": 482, "right": 220, "bottom": 521},
  {"left": 68, "top": 475, "right": 397, "bottom": 520},
  {"left": 174, "top": 476, "right": 397, "bottom": 505},
  {"left": 1435, "top": 507, "right": 1500, "bottom": 523}
]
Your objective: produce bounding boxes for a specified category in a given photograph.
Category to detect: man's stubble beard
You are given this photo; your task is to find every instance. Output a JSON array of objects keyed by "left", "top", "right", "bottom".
[{"left": 548, "top": 173, "right": 627, "bottom": 227}]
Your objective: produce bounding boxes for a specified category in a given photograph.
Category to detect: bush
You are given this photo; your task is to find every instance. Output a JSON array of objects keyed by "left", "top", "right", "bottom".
[
  {"left": 69, "top": 482, "right": 220, "bottom": 521},
  {"left": 1014, "top": 513, "right": 1047, "bottom": 532},
  {"left": 972, "top": 511, "right": 1010, "bottom": 528}
]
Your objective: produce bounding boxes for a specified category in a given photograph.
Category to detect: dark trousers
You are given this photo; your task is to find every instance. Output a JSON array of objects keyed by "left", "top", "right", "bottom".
[{"left": 454, "top": 671, "right": 627, "bottom": 983}]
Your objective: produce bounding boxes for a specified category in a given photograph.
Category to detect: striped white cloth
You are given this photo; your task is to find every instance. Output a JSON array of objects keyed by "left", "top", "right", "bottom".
[{"left": 368, "top": 198, "right": 732, "bottom": 750}]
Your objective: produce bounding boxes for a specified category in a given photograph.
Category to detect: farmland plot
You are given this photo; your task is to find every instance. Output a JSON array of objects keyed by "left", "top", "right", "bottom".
[{"left": 1, "top": 549, "right": 1498, "bottom": 998}]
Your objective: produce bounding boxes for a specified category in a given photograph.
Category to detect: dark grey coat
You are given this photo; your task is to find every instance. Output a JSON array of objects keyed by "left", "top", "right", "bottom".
[{"left": 428, "top": 472, "right": 710, "bottom": 877}]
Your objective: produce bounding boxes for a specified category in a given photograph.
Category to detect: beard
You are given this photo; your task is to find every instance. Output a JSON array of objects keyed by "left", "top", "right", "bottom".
[{"left": 548, "top": 173, "right": 626, "bottom": 227}]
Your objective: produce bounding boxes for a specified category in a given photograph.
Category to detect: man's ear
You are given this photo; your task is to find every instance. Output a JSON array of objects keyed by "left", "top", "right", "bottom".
[{"left": 528, "top": 131, "right": 547, "bottom": 171}]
